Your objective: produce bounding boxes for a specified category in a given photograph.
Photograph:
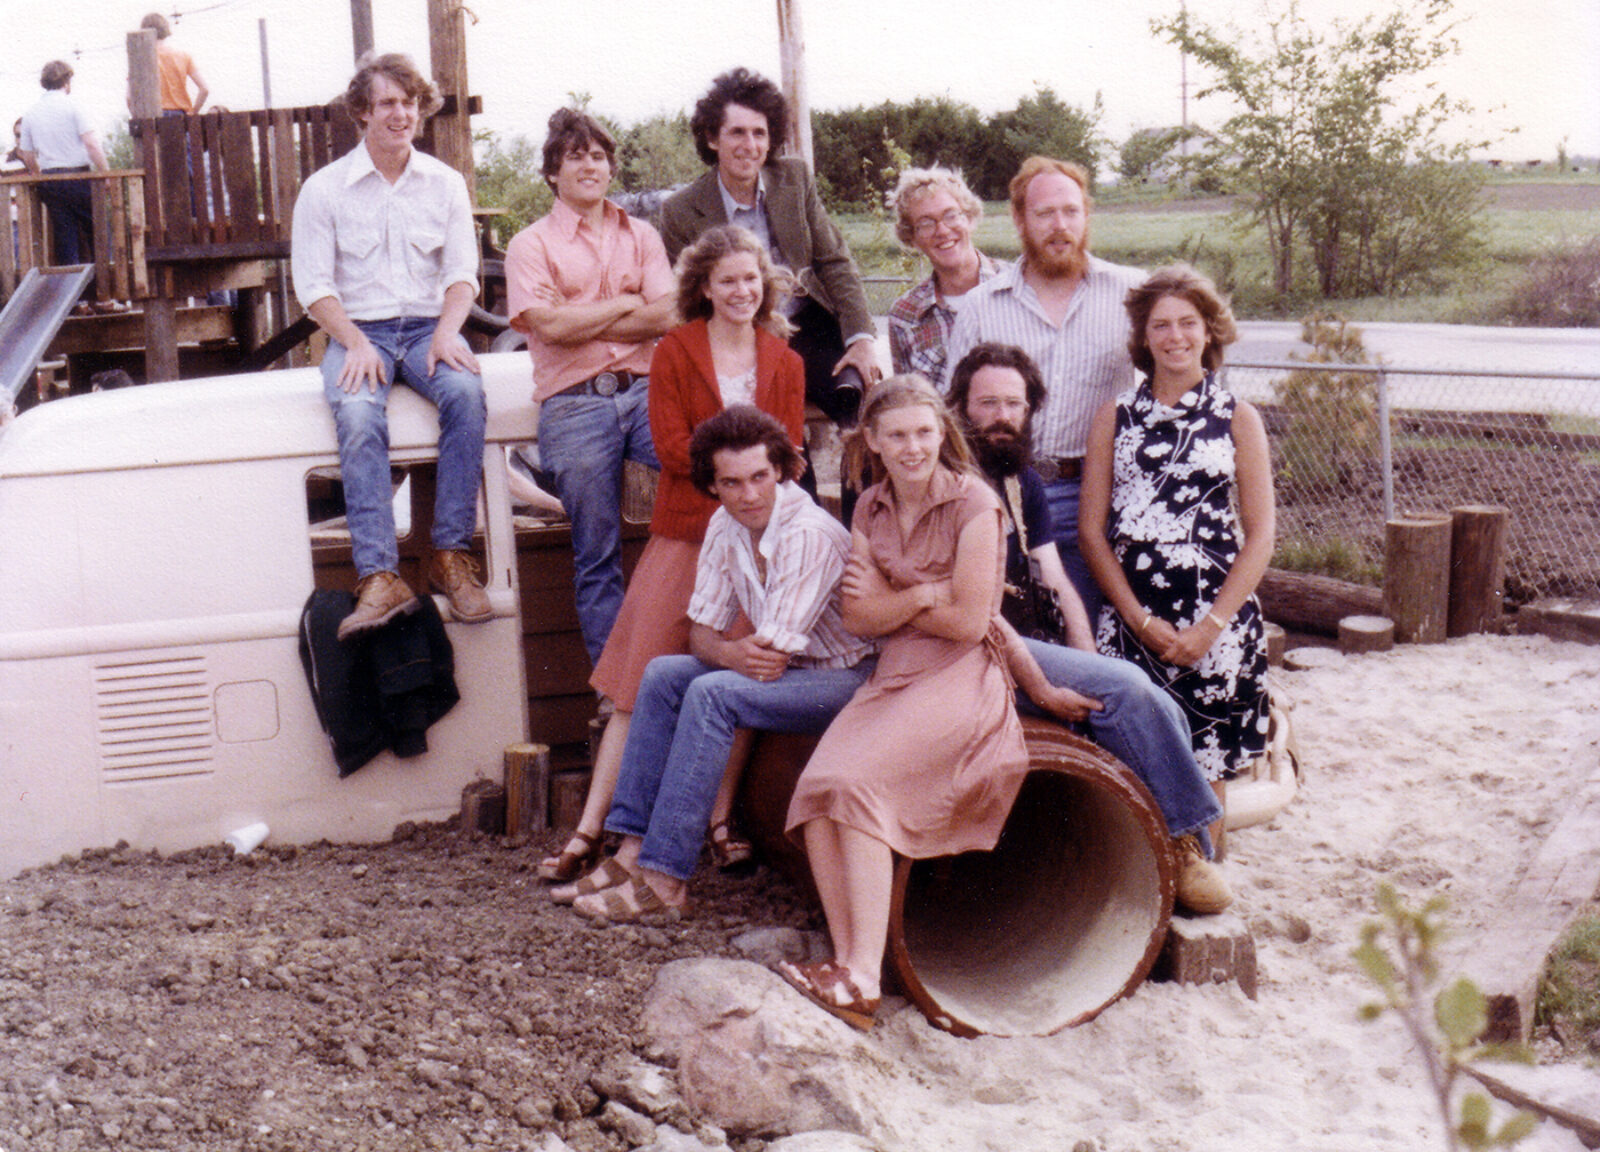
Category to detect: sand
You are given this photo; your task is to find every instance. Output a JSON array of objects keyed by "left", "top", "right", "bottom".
[{"left": 846, "top": 632, "right": 1600, "bottom": 1151}]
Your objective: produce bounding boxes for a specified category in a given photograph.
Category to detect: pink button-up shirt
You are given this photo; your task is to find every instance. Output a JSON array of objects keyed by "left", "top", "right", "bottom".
[{"left": 505, "top": 198, "right": 675, "bottom": 402}]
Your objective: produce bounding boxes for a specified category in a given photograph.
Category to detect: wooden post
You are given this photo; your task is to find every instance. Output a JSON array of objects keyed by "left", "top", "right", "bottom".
[
  {"left": 350, "top": 0, "right": 375, "bottom": 60},
  {"left": 427, "top": 0, "right": 475, "bottom": 197},
  {"left": 503, "top": 743, "right": 550, "bottom": 839},
  {"left": 143, "top": 296, "right": 179, "bottom": 383},
  {"left": 1384, "top": 513, "right": 1453, "bottom": 644},
  {"left": 1448, "top": 504, "right": 1508, "bottom": 637},
  {"left": 127, "top": 31, "right": 160, "bottom": 119},
  {"left": 775, "top": 0, "right": 814, "bottom": 168}
]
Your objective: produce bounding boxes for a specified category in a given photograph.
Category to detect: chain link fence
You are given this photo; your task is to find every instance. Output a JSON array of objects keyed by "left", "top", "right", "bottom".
[{"left": 1221, "top": 359, "right": 1600, "bottom": 606}]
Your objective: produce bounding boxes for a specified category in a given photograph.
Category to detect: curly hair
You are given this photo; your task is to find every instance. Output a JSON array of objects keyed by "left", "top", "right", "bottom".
[
  {"left": 674, "top": 224, "right": 795, "bottom": 338},
  {"left": 946, "top": 343, "right": 1047, "bottom": 427},
  {"left": 888, "top": 166, "right": 983, "bottom": 247},
  {"left": 843, "top": 374, "right": 978, "bottom": 489},
  {"left": 689, "top": 405, "right": 805, "bottom": 497},
  {"left": 344, "top": 53, "right": 441, "bottom": 121},
  {"left": 688, "top": 68, "right": 787, "bottom": 167},
  {"left": 1124, "top": 264, "right": 1238, "bottom": 378},
  {"left": 539, "top": 107, "right": 616, "bottom": 190}
]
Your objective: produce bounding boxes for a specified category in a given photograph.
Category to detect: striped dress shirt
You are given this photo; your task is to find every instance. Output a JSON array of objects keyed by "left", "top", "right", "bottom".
[
  {"left": 945, "top": 255, "right": 1147, "bottom": 460},
  {"left": 688, "top": 481, "right": 873, "bottom": 669}
]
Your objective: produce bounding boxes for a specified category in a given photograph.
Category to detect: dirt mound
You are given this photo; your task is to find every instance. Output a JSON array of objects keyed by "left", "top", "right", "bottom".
[{"left": 0, "top": 823, "right": 816, "bottom": 1151}]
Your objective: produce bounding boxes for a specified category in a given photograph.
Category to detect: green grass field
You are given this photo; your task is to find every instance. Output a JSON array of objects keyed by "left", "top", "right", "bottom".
[{"left": 840, "top": 175, "right": 1600, "bottom": 324}]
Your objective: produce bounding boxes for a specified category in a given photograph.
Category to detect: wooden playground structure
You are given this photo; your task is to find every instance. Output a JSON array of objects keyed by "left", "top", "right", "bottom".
[{"left": 0, "top": 0, "right": 480, "bottom": 395}]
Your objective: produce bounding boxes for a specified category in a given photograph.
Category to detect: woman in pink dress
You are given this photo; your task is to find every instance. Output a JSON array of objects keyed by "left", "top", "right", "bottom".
[
  {"left": 540, "top": 225, "right": 805, "bottom": 884},
  {"left": 777, "top": 374, "right": 1031, "bottom": 1030}
]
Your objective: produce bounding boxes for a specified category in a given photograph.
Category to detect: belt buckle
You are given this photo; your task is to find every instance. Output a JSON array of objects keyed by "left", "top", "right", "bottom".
[{"left": 593, "top": 371, "right": 620, "bottom": 397}]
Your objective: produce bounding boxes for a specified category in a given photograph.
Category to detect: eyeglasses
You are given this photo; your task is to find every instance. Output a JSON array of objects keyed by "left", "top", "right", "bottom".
[{"left": 911, "top": 209, "right": 967, "bottom": 239}]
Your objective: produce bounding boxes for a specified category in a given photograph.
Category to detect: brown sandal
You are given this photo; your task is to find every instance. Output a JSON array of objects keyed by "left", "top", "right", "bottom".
[
  {"left": 538, "top": 829, "right": 602, "bottom": 883},
  {"left": 773, "top": 959, "right": 878, "bottom": 1031},
  {"left": 708, "top": 820, "right": 755, "bottom": 874},
  {"left": 572, "top": 876, "right": 687, "bottom": 923},
  {"left": 549, "top": 858, "right": 632, "bottom": 905}
]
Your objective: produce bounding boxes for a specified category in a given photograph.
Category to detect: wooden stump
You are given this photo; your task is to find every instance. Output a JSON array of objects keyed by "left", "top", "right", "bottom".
[
  {"left": 549, "top": 770, "right": 591, "bottom": 832},
  {"left": 1264, "top": 622, "right": 1287, "bottom": 667},
  {"left": 1384, "top": 514, "right": 1453, "bottom": 643},
  {"left": 1448, "top": 504, "right": 1508, "bottom": 637},
  {"left": 1338, "top": 615, "right": 1395, "bottom": 655},
  {"left": 503, "top": 743, "right": 550, "bottom": 839},
  {"left": 460, "top": 780, "right": 505, "bottom": 836}
]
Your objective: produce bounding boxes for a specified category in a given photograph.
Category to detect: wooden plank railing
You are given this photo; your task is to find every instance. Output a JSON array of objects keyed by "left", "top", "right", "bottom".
[
  {"left": 129, "top": 105, "right": 361, "bottom": 265},
  {"left": 0, "top": 170, "right": 148, "bottom": 305}
]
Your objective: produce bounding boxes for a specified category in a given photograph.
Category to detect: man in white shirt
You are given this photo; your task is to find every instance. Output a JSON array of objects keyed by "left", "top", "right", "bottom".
[
  {"left": 558, "top": 406, "right": 874, "bottom": 921},
  {"left": 17, "top": 60, "right": 108, "bottom": 266},
  {"left": 945, "top": 156, "right": 1146, "bottom": 622},
  {"left": 291, "top": 53, "right": 489, "bottom": 640}
]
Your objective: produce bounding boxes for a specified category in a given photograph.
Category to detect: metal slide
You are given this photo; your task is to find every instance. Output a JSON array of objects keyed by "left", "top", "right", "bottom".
[{"left": 0, "top": 265, "right": 95, "bottom": 406}]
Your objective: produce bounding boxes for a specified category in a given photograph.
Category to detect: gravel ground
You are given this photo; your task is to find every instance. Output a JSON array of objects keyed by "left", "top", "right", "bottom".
[{"left": 0, "top": 822, "right": 819, "bottom": 1152}]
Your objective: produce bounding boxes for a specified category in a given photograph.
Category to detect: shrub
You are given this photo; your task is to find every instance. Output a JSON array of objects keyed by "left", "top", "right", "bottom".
[{"left": 1501, "top": 240, "right": 1600, "bottom": 328}]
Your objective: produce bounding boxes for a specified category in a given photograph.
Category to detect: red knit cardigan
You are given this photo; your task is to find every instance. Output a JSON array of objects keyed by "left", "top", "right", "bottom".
[{"left": 646, "top": 318, "right": 806, "bottom": 542}]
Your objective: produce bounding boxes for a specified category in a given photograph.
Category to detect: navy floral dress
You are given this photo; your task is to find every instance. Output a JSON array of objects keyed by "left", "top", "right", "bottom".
[{"left": 1095, "top": 373, "right": 1269, "bottom": 781}]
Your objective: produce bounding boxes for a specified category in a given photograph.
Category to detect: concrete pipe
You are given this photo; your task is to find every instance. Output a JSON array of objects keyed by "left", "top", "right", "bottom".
[{"left": 738, "top": 716, "right": 1176, "bottom": 1038}]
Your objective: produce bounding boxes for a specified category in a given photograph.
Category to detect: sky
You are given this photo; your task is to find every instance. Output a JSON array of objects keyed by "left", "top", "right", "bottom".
[{"left": 1, "top": 0, "right": 1595, "bottom": 168}]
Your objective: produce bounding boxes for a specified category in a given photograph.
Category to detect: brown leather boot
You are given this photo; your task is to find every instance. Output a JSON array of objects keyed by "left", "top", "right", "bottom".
[
  {"left": 429, "top": 549, "right": 492, "bottom": 624},
  {"left": 1174, "top": 834, "right": 1234, "bottom": 916},
  {"left": 337, "top": 571, "right": 421, "bottom": 641}
]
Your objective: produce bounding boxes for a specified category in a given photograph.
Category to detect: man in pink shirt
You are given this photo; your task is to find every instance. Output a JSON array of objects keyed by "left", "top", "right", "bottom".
[{"left": 506, "top": 109, "right": 676, "bottom": 666}]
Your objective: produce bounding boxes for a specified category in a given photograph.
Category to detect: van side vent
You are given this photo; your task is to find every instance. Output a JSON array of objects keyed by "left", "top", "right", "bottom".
[{"left": 95, "top": 653, "right": 215, "bottom": 780}]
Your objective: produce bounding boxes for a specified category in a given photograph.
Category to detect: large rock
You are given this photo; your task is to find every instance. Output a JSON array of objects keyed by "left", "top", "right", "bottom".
[{"left": 640, "top": 958, "right": 902, "bottom": 1141}]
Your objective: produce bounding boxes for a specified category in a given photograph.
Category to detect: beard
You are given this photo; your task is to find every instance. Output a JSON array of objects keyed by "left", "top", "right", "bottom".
[
  {"left": 969, "top": 420, "right": 1032, "bottom": 477},
  {"left": 1022, "top": 228, "right": 1090, "bottom": 280}
]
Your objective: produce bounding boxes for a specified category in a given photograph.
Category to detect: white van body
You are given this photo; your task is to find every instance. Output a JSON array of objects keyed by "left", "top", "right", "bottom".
[{"left": 0, "top": 354, "right": 540, "bottom": 878}]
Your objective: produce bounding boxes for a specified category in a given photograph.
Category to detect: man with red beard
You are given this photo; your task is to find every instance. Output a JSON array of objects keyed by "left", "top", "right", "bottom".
[{"left": 945, "top": 157, "right": 1144, "bottom": 623}]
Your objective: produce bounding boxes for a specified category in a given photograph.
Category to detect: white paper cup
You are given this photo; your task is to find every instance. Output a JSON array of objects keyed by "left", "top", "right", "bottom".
[{"left": 224, "top": 822, "right": 269, "bottom": 855}]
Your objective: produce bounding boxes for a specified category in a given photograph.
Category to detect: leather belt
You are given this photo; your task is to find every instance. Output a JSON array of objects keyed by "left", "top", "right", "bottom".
[
  {"left": 1033, "top": 455, "right": 1083, "bottom": 483},
  {"left": 558, "top": 369, "right": 640, "bottom": 399}
]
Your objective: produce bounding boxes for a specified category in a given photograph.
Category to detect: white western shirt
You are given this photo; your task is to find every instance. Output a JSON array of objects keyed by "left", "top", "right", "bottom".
[{"left": 291, "top": 143, "right": 479, "bottom": 321}]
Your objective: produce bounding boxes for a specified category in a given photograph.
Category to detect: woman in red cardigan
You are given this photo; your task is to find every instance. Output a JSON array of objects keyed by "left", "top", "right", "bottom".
[{"left": 541, "top": 225, "right": 806, "bottom": 884}]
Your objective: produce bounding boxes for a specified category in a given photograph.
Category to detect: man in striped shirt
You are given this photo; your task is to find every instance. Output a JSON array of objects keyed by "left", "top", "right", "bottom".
[
  {"left": 945, "top": 156, "right": 1146, "bottom": 623},
  {"left": 562, "top": 406, "right": 875, "bottom": 920}
]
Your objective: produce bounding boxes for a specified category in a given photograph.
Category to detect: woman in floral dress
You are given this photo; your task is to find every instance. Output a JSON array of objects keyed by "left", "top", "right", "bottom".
[{"left": 1080, "top": 265, "right": 1275, "bottom": 851}]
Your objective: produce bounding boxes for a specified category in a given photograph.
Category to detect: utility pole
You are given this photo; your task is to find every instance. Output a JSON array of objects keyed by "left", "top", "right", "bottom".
[
  {"left": 775, "top": 0, "right": 813, "bottom": 168},
  {"left": 1179, "top": 0, "right": 1190, "bottom": 159},
  {"left": 351, "top": 0, "right": 374, "bottom": 61}
]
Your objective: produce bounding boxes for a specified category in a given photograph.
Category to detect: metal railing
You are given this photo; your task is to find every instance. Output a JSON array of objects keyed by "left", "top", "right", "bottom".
[{"left": 1221, "top": 358, "right": 1600, "bottom": 605}]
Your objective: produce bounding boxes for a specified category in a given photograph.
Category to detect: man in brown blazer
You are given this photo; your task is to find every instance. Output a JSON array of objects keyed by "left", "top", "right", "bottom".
[{"left": 662, "top": 68, "right": 879, "bottom": 426}]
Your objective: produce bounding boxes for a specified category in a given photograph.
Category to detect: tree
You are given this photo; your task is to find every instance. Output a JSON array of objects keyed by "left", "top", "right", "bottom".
[
  {"left": 615, "top": 112, "right": 700, "bottom": 192},
  {"left": 1117, "top": 125, "right": 1208, "bottom": 187},
  {"left": 979, "top": 86, "right": 1105, "bottom": 198},
  {"left": 1156, "top": 0, "right": 1489, "bottom": 299}
]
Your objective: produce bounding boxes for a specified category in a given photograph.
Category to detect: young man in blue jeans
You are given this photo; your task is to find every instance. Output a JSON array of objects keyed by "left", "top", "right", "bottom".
[
  {"left": 291, "top": 53, "right": 490, "bottom": 640},
  {"left": 557, "top": 406, "right": 875, "bottom": 920}
]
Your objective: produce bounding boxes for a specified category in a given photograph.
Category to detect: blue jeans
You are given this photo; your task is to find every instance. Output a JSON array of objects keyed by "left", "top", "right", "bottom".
[
  {"left": 606, "top": 654, "right": 874, "bottom": 880},
  {"left": 1042, "top": 476, "right": 1104, "bottom": 627},
  {"left": 1021, "top": 637, "right": 1221, "bottom": 856},
  {"left": 38, "top": 171, "right": 94, "bottom": 265},
  {"left": 320, "top": 317, "right": 486, "bottom": 578},
  {"left": 538, "top": 384, "right": 658, "bottom": 664}
]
